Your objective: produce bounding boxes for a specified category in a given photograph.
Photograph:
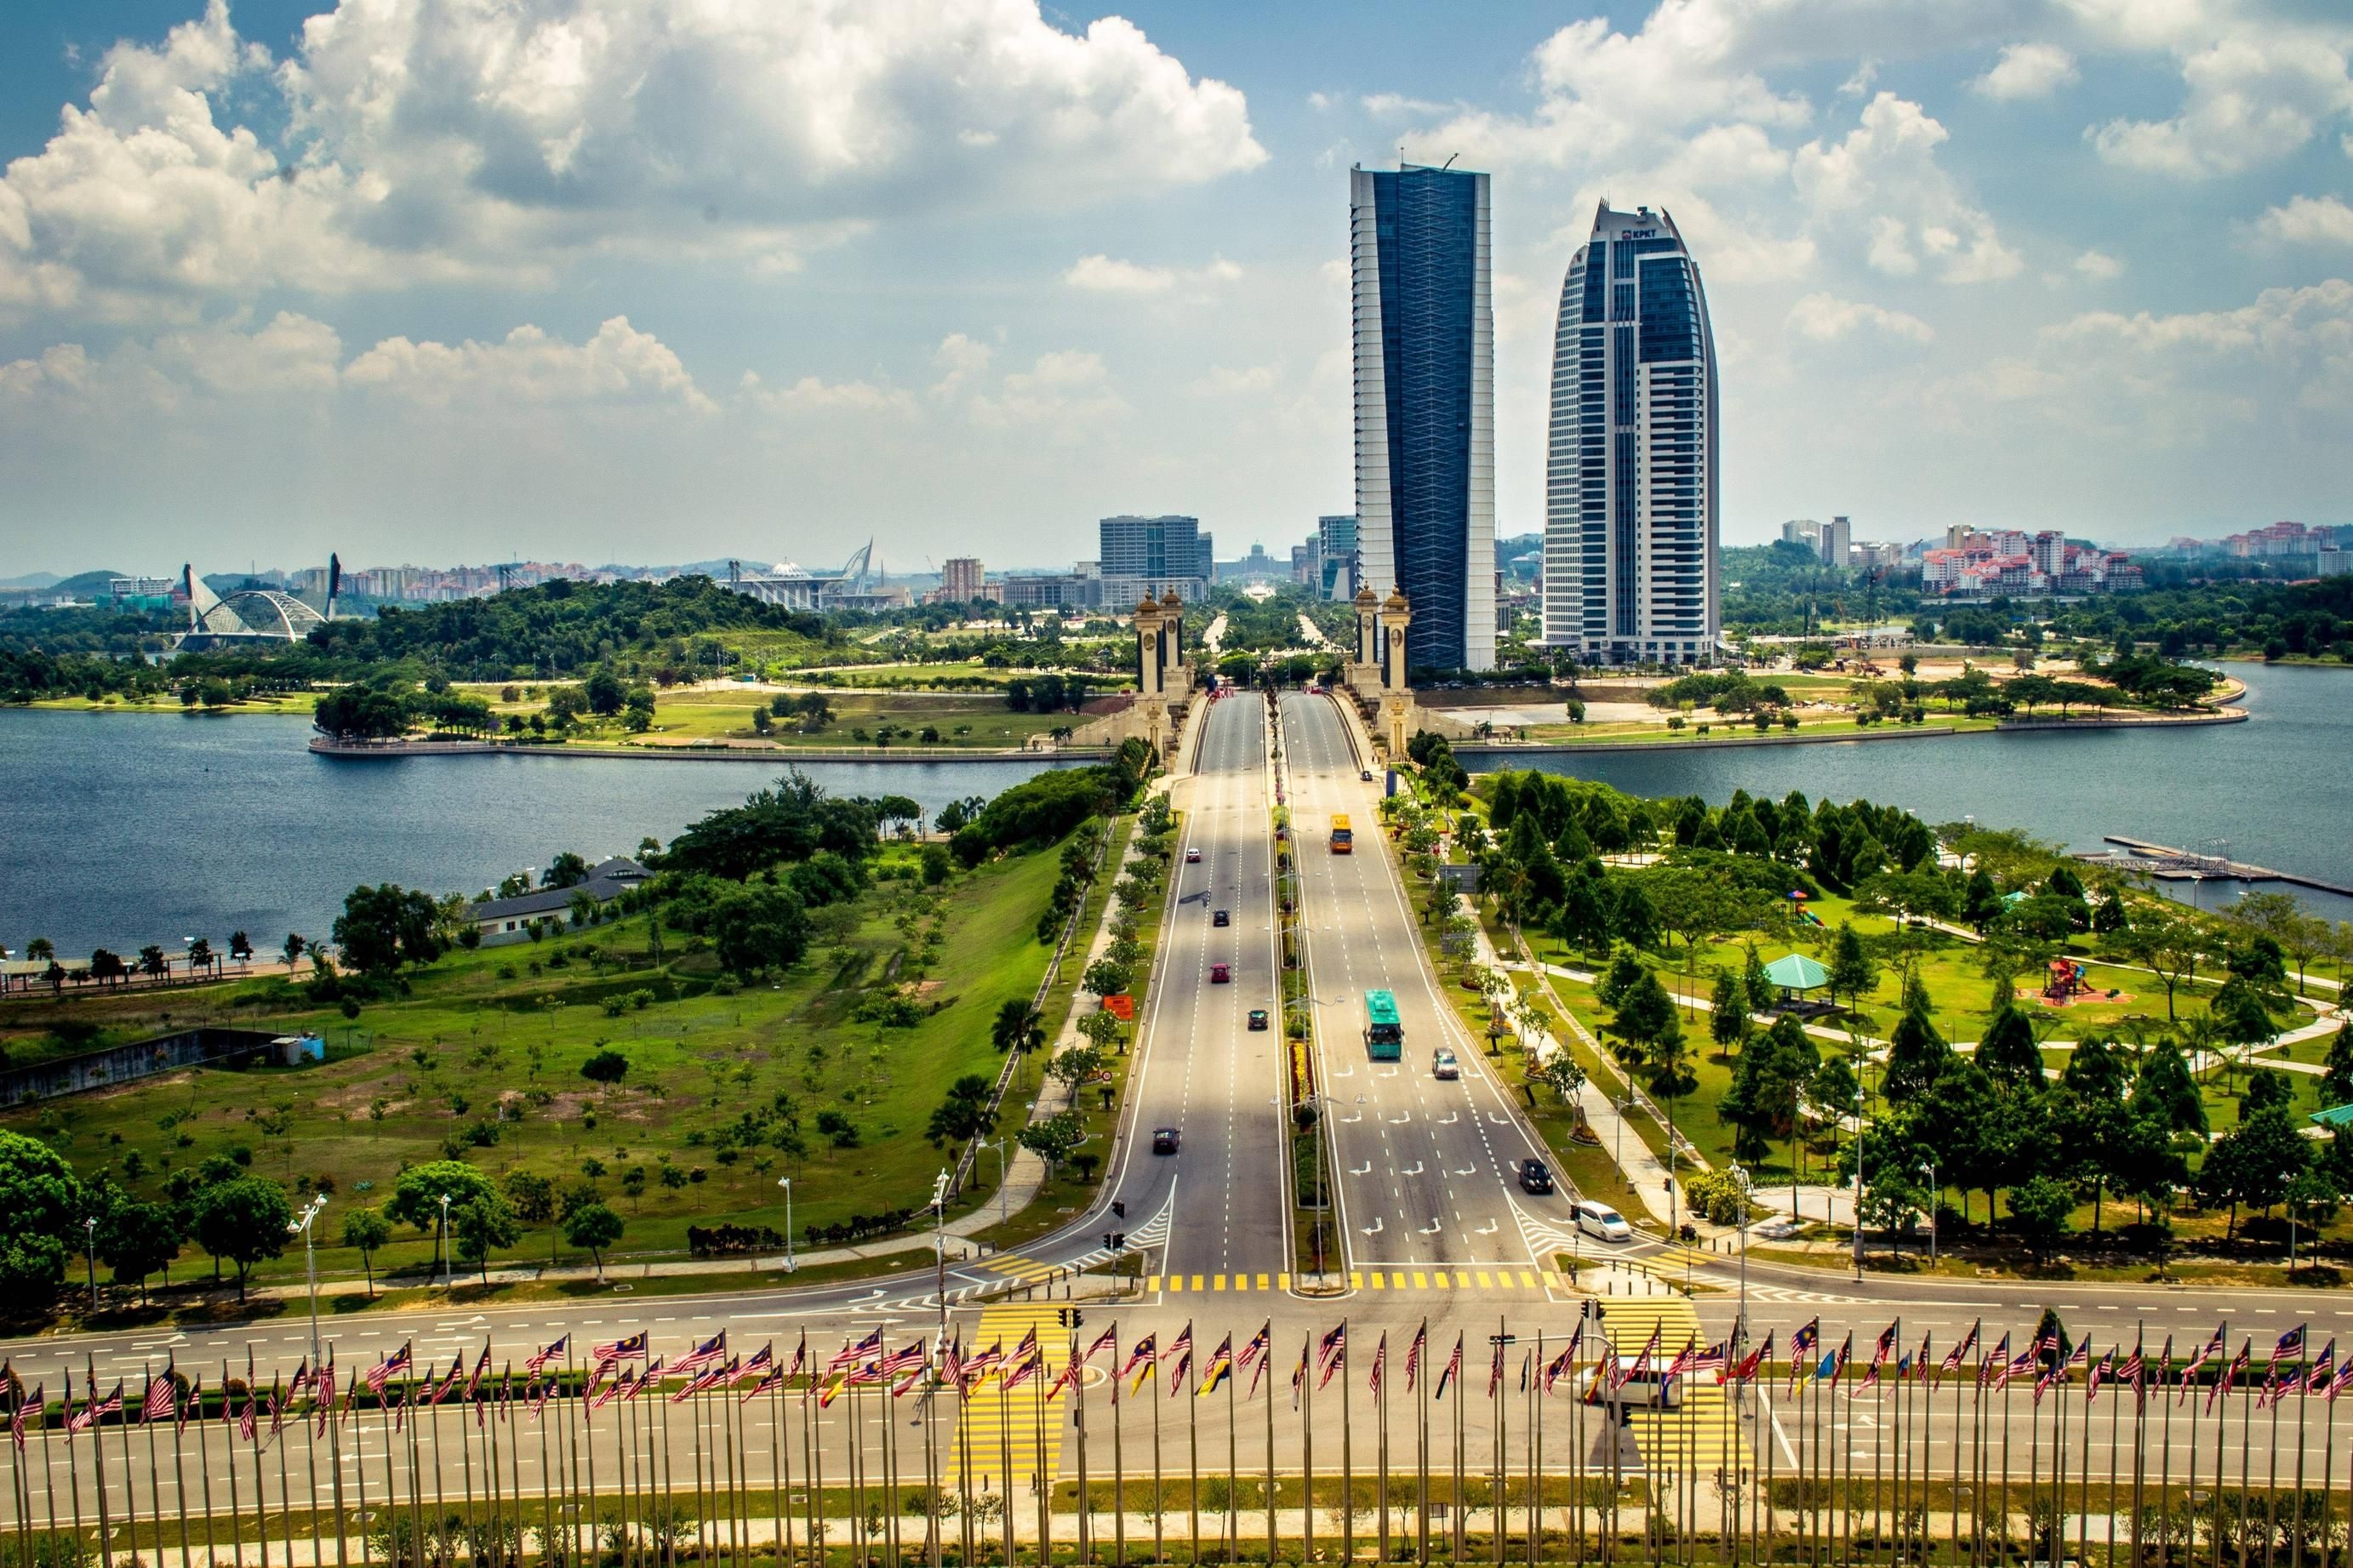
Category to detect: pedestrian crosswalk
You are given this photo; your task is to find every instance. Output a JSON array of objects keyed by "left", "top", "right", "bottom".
[
  {"left": 949, "top": 1303, "right": 1071, "bottom": 1495},
  {"left": 1141, "top": 1267, "right": 1557, "bottom": 1293},
  {"left": 1588, "top": 1295, "right": 1749, "bottom": 1480}
]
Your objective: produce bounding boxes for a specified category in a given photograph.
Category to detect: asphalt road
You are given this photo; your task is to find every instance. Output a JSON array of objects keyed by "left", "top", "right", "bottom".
[{"left": 1281, "top": 692, "right": 1562, "bottom": 1274}]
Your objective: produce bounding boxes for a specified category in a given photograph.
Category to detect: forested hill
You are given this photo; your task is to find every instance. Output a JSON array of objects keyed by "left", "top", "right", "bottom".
[{"left": 300, "top": 576, "right": 838, "bottom": 681}]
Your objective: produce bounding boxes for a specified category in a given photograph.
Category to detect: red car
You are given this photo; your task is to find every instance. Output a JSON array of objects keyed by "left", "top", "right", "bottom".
[{"left": 1210, "top": 963, "right": 1231, "bottom": 984}]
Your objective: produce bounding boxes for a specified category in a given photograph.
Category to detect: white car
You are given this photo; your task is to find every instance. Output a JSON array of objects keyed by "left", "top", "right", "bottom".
[
  {"left": 1431, "top": 1047, "right": 1460, "bottom": 1080},
  {"left": 1573, "top": 1200, "right": 1634, "bottom": 1243}
]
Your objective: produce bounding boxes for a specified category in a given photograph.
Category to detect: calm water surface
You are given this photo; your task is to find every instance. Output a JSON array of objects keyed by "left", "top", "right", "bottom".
[
  {"left": 1467, "top": 662, "right": 2353, "bottom": 924},
  {"left": 0, "top": 711, "right": 1073, "bottom": 955}
]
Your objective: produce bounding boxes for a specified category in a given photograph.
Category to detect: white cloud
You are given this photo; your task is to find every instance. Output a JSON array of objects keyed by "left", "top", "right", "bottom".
[
  {"left": 2086, "top": 22, "right": 2353, "bottom": 177},
  {"left": 1065, "top": 255, "right": 1174, "bottom": 294},
  {"left": 0, "top": 0, "right": 1268, "bottom": 321},
  {"left": 1187, "top": 364, "right": 1279, "bottom": 396},
  {"left": 1794, "top": 94, "right": 2022, "bottom": 283},
  {"left": 2073, "top": 248, "right": 2125, "bottom": 279},
  {"left": 2254, "top": 194, "right": 2353, "bottom": 248},
  {"left": 742, "top": 372, "right": 916, "bottom": 418},
  {"left": 928, "top": 333, "right": 993, "bottom": 399},
  {"left": 1972, "top": 43, "right": 2080, "bottom": 101},
  {"left": 1787, "top": 292, "right": 1934, "bottom": 343},
  {"left": 343, "top": 317, "right": 713, "bottom": 411},
  {"left": 968, "top": 349, "right": 1127, "bottom": 430}
]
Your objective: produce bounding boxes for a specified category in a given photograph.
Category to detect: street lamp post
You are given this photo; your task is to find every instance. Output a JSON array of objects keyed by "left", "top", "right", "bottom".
[
  {"left": 289, "top": 1194, "right": 350, "bottom": 1568},
  {"left": 1850, "top": 1080, "right": 1865, "bottom": 1283},
  {"left": 930, "top": 1169, "right": 951, "bottom": 1348},
  {"left": 83, "top": 1216, "right": 98, "bottom": 1314},
  {"left": 1919, "top": 1159, "right": 1939, "bottom": 1266},
  {"left": 1730, "top": 1165, "right": 1753, "bottom": 1346},
  {"left": 777, "top": 1177, "right": 795, "bottom": 1272},
  {"left": 437, "top": 1192, "right": 452, "bottom": 1290}
]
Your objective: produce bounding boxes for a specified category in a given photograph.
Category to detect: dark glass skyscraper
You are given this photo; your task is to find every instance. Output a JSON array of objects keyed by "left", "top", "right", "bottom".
[
  {"left": 1542, "top": 202, "right": 1719, "bottom": 664},
  {"left": 1351, "top": 163, "right": 1494, "bottom": 672}
]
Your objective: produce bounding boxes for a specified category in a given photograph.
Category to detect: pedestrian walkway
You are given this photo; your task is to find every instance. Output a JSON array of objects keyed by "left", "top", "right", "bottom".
[
  {"left": 950, "top": 1303, "right": 1072, "bottom": 1492},
  {"left": 1141, "top": 1267, "right": 1557, "bottom": 1294},
  {"left": 1590, "top": 1293, "right": 1747, "bottom": 1480}
]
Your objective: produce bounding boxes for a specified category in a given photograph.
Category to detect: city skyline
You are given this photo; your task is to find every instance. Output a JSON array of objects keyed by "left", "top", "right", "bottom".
[{"left": 1, "top": 0, "right": 2350, "bottom": 573}]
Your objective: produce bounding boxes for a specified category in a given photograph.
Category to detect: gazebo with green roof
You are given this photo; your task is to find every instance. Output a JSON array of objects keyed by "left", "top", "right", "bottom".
[
  {"left": 1761, "top": 953, "right": 1831, "bottom": 1001},
  {"left": 2310, "top": 1104, "right": 2353, "bottom": 1134}
]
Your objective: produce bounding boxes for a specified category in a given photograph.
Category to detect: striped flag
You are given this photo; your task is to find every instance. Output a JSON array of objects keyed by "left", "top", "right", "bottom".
[
  {"left": 367, "top": 1343, "right": 413, "bottom": 1395},
  {"left": 12, "top": 1384, "right": 42, "bottom": 1451},
  {"left": 1542, "top": 1337, "right": 1578, "bottom": 1395},
  {"left": 732, "top": 1345, "right": 775, "bottom": 1385},
  {"left": 1978, "top": 1335, "right": 2011, "bottom": 1388},
  {"left": 237, "top": 1390, "right": 259, "bottom": 1442},
  {"left": 786, "top": 1336, "right": 808, "bottom": 1383},
  {"left": 143, "top": 1372, "right": 178, "bottom": 1423},
  {"left": 626, "top": 1358, "right": 666, "bottom": 1400},
  {"left": 1406, "top": 1321, "right": 1428, "bottom": 1393},
  {"left": 1290, "top": 1339, "right": 1308, "bottom": 1410},
  {"left": 1941, "top": 1320, "right": 1979, "bottom": 1377},
  {"left": 1860, "top": 1323, "right": 1899, "bottom": 1393},
  {"left": 1614, "top": 1326, "right": 1660, "bottom": 1394},
  {"left": 526, "top": 1337, "right": 568, "bottom": 1375},
  {"left": 1238, "top": 1322, "right": 1271, "bottom": 1373},
  {"left": 2179, "top": 1324, "right": 2226, "bottom": 1403},
  {"left": 740, "top": 1373, "right": 785, "bottom": 1405},
  {"left": 177, "top": 1376, "right": 198, "bottom": 1433},
  {"left": 674, "top": 1331, "right": 728, "bottom": 1378},
  {"left": 593, "top": 1332, "right": 649, "bottom": 1367},
  {"left": 2208, "top": 1341, "right": 2251, "bottom": 1415},
  {"left": 827, "top": 1329, "right": 881, "bottom": 1373},
  {"left": 1368, "top": 1333, "right": 1388, "bottom": 1398},
  {"left": 1317, "top": 1325, "right": 1346, "bottom": 1391},
  {"left": 1488, "top": 1335, "right": 1505, "bottom": 1400},
  {"left": 1436, "top": 1334, "right": 1465, "bottom": 1401},
  {"left": 590, "top": 1371, "right": 630, "bottom": 1412},
  {"left": 1788, "top": 1319, "right": 1819, "bottom": 1393},
  {"left": 464, "top": 1344, "right": 491, "bottom": 1400},
  {"left": 1196, "top": 1337, "right": 1234, "bottom": 1399},
  {"left": 2309, "top": 1340, "right": 2339, "bottom": 1401},
  {"left": 313, "top": 1366, "right": 336, "bottom": 1436},
  {"left": 1085, "top": 1326, "right": 1118, "bottom": 1364},
  {"left": 2087, "top": 1348, "right": 2115, "bottom": 1403}
]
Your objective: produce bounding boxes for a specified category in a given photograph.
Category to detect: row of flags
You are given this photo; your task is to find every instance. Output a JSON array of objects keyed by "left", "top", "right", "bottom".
[{"left": 11, "top": 1318, "right": 2340, "bottom": 1444}]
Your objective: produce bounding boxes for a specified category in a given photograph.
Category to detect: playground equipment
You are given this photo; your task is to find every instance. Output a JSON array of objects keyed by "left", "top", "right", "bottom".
[{"left": 1785, "top": 889, "right": 1825, "bottom": 927}]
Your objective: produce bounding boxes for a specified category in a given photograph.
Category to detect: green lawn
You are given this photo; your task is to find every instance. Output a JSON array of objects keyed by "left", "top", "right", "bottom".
[{"left": 3, "top": 841, "right": 1075, "bottom": 1292}]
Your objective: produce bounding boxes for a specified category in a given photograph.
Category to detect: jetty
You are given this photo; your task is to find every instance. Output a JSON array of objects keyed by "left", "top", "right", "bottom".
[{"left": 2094, "top": 835, "right": 2353, "bottom": 898}]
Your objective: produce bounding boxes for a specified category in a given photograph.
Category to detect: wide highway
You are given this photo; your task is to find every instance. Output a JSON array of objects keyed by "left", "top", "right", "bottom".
[{"left": 1281, "top": 691, "right": 1568, "bottom": 1277}]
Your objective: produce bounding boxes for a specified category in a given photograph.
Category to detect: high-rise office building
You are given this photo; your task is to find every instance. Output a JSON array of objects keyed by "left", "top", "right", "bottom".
[
  {"left": 1351, "top": 163, "right": 1494, "bottom": 672},
  {"left": 1542, "top": 202, "right": 1719, "bottom": 664},
  {"left": 1316, "top": 515, "right": 1359, "bottom": 599},
  {"left": 1098, "top": 515, "right": 1213, "bottom": 595}
]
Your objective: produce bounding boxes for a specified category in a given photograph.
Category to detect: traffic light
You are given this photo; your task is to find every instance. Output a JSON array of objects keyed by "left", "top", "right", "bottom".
[
  {"left": 1111, "top": 1200, "right": 1127, "bottom": 1219},
  {"left": 1056, "top": 1309, "right": 1084, "bottom": 1329}
]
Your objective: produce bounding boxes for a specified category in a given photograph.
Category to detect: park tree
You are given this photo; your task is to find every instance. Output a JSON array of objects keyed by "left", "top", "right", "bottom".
[
  {"left": 563, "top": 1202, "right": 625, "bottom": 1277},
  {"left": 383, "top": 1160, "right": 517, "bottom": 1269},
  {"left": 191, "top": 1177, "right": 293, "bottom": 1300},
  {"left": 340, "top": 1207, "right": 392, "bottom": 1298},
  {"left": 333, "top": 884, "right": 445, "bottom": 976},
  {"left": 1961, "top": 869, "right": 2004, "bottom": 932},
  {"left": 926, "top": 1075, "right": 1000, "bottom": 1149},
  {"left": 1976, "top": 993, "right": 2043, "bottom": 1091},
  {"left": 2103, "top": 909, "right": 2202, "bottom": 1021},
  {"left": 991, "top": 1000, "right": 1047, "bottom": 1056},
  {"left": 1880, "top": 976, "right": 1955, "bottom": 1105},
  {"left": 502, "top": 1171, "right": 557, "bottom": 1224},
  {"left": 0, "top": 1133, "right": 85, "bottom": 1309},
  {"left": 1825, "top": 923, "right": 1881, "bottom": 1010},
  {"left": 1081, "top": 958, "right": 1132, "bottom": 1001},
  {"left": 2321, "top": 1022, "right": 2353, "bottom": 1108},
  {"left": 453, "top": 1195, "right": 524, "bottom": 1281},
  {"left": 1708, "top": 969, "right": 1751, "bottom": 1058},
  {"left": 98, "top": 1200, "right": 181, "bottom": 1304},
  {"left": 710, "top": 885, "right": 810, "bottom": 979},
  {"left": 2132, "top": 1041, "right": 2207, "bottom": 1138},
  {"left": 2050, "top": 1036, "right": 2132, "bottom": 1230},
  {"left": 1719, "top": 1015, "right": 1818, "bottom": 1191},
  {"left": 2009, "top": 1174, "right": 2076, "bottom": 1263},
  {"left": 2198, "top": 1104, "right": 2309, "bottom": 1238},
  {"left": 1017, "top": 1111, "right": 1087, "bottom": 1181},
  {"left": 580, "top": 1049, "right": 631, "bottom": 1091}
]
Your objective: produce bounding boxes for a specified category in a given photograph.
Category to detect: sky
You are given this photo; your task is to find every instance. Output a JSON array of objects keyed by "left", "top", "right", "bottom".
[{"left": 1, "top": 0, "right": 2350, "bottom": 579}]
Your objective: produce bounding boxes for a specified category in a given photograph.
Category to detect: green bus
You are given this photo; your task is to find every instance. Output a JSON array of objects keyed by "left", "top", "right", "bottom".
[{"left": 1364, "top": 989, "right": 1402, "bottom": 1060}]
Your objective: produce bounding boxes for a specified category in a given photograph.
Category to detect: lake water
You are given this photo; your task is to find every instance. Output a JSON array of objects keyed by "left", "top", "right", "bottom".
[
  {"left": 1464, "top": 661, "right": 2353, "bottom": 926},
  {"left": 0, "top": 711, "right": 1073, "bottom": 956}
]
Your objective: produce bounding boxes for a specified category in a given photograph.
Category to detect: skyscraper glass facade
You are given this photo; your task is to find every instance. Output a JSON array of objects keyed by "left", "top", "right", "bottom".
[
  {"left": 1351, "top": 163, "right": 1494, "bottom": 672},
  {"left": 1542, "top": 204, "right": 1718, "bottom": 664},
  {"left": 1098, "top": 515, "right": 1213, "bottom": 593}
]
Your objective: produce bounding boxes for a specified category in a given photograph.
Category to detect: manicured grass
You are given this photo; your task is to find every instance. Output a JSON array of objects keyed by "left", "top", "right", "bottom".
[
  {"left": 28, "top": 692, "right": 321, "bottom": 715},
  {"left": 1, "top": 841, "right": 1072, "bottom": 1291}
]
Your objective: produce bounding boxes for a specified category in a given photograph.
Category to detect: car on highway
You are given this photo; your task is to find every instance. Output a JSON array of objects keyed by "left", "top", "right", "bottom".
[
  {"left": 1210, "top": 962, "right": 1231, "bottom": 984},
  {"left": 1517, "top": 1158, "right": 1554, "bottom": 1195},
  {"left": 1185, "top": 847, "right": 1202, "bottom": 864},
  {"left": 1573, "top": 1200, "right": 1634, "bottom": 1243},
  {"left": 1248, "top": 1008, "right": 1269, "bottom": 1031},
  {"left": 1431, "top": 1047, "right": 1459, "bottom": 1080},
  {"left": 1213, "top": 908, "right": 1230, "bottom": 927},
  {"left": 1360, "top": 769, "right": 1374, "bottom": 782},
  {"left": 1152, "top": 1127, "right": 1181, "bottom": 1155}
]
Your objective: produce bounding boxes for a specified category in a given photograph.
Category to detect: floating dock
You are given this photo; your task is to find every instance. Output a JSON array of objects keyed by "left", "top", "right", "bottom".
[{"left": 2095, "top": 835, "right": 2353, "bottom": 898}]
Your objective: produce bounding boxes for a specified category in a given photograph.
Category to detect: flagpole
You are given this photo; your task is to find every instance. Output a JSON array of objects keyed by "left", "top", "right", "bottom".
[
  {"left": 1340, "top": 1319, "right": 1355, "bottom": 1568},
  {"left": 1074, "top": 1338, "right": 1090, "bottom": 1567},
  {"left": 1454, "top": 1339, "right": 1467, "bottom": 1566},
  {"left": 2318, "top": 1377, "right": 2338, "bottom": 1568},
  {"left": 140, "top": 1373, "right": 164, "bottom": 1568},
  {"left": 803, "top": 1370, "right": 824, "bottom": 1568},
  {"left": 294, "top": 1375, "right": 322, "bottom": 1568},
  {"left": 1379, "top": 1334, "right": 1392, "bottom": 1566},
  {"left": 2239, "top": 1339, "right": 2254, "bottom": 1566},
  {"left": 1223, "top": 1332, "right": 1238, "bottom": 1565},
  {"left": 1418, "top": 1327, "right": 1431, "bottom": 1568},
  {"left": 1262, "top": 1333, "right": 1276, "bottom": 1568},
  {"left": 1105, "top": 1328, "right": 1122, "bottom": 1568},
  {"left": 1147, "top": 1351, "right": 1161, "bottom": 1568},
  {"left": 1184, "top": 1341, "right": 1200, "bottom": 1567},
  {"left": 2292, "top": 1351, "right": 2311, "bottom": 1568},
  {"left": 1528, "top": 1335, "right": 1543, "bottom": 1568}
]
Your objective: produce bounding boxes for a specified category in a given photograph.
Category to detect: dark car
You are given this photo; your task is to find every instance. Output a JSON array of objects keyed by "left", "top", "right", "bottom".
[
  {"left": 1360, "top": 769, "right": 1375, "bottom": 782},
  {"left": 1518, "top": 1158, "right": 1555, "bottom": 1195},
  {"left": 1210, "top": 962, "right": 1231, "bottom": 984},
  {"left": 1213, "top": 909, "right": 1231, "bottom": 927},
  {"left": 1248, "top": 1008, "right": 1269, "bottom": 1031},
  {"left": 1152, "top": 1127, "right": 1181, "bottom": 1155}
]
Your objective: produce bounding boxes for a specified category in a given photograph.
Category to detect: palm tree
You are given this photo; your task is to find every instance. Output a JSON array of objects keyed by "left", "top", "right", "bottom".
[
  {"left": 992, "top": 998, "right": 1046, "bottom": 1058},
  {"left": 25, "top": 938, "right": 53, "bottom": 966}
]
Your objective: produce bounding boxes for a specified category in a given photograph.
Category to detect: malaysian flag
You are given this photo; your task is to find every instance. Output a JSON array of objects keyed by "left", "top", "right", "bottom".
[
  {"left": 1689, "top": 1341, "right": 1728, "bottom": 1375},
  {"left": 529, "top": 1378, "right": 551, "bottom": 1421},
  {"left": 593, "top": 1332, "right": 649, "bottom": 1368},
  {"left": 675, "top": 1332, "right": 728, "bottom": 1378},
  {"left": 627, "top": 1359, "right": 666, "bottom": 1400},
  {"left": 669, "top": 1360, "right": 730, "bottom": 1405},
  {"left": 2209, "top": 1341, "right": 2252, "bottom": 1415},
  {"left": 733, "top": 1345, "right": 775, "bottom": 1386},
  {"left": 1860, "top": 1323, "right": 1899, "bottom": 1394},
  {"left": 177, "top": 1376, "right": 199, "bottom": 1432},
  {"left": 237, "top": 1389, "right": 260, "bottom": 1442},
  {"left": 1436, "top": 1334, "right": 1465, "bottom": 1401},
  {"left": 2179, "top": 1324, "right": 2226, "bottom": 1405},
  {"left": 591, "top": 1371, "right": 630, "bottom": 1412},
  {"left": 1368, "top": 1333, "right": 1388, "bottom": 1398},
  {"left": 1085, "top": 1326, "right": 1118, "bottom": 1365},
  {"left": 1238, "top": 1322, "right": 1271, "bottom": 1372},
  {"left": 967, "top": 1342, "right": 1006, "bottom": 1384},
  {"left": 2261, "top": 1326, "right": 2308, "bottom": 1404},
  {"left": 1195, "top": 1337, "right": 1233, "bottom": 1399},
  {"left": 142, "top": 1372, "right": 178, "bottom": 1423},
  {"left": 1788, "top": 1319, "right": 1819, "bottom": 1393},
  {"left": 1824, "top": 1332, "right": 1852, "bottom": 1394},
  {"left": 1615, "top": 1326, "right": 1661, "bottom": 1394},
  {"left": 1941, "top": 1320, "right": 1980, "bottom": 1377},
  {"left": 786, "top": 1336, "right": 808, "bottom": 1383},
  {"left": 1488, "top": 1336, "right": 1505, "bottom": 1400},
  {"left": 1014, "top": 1326, "right": 1042, "bottom": 1366},
  {"left": 1912, "top": 1331, "right": 1934, "bottom": 1382},
  {"left": 1290, "top": 1339, "right": 1309, "bottom": 1411},
  {"left": 313, "top": 1366, "right": 337, "bottom": 1437},
  {"left": 2087, "top": 1348, "right": 2115, "bottom": 1403},
  {"left": 526, "top": 1337, "right": 568, "bottom": 1375},
  {"left": 367, "top": 1343, "right": 413, "bottom": 1395},
  {"left": 429, "top": 1357, "right": 464, "bottom": 1406},
  {"left": 2310, "top": 1340, "right": 2340, "bottom": 1402},
  {"left": 879, "top": 1342, "right": 928, "bottom": 1377},
  {"left": 740, "top": 1373, "right": 785, "bottom": 1405},
  {"left": 1317, "top": 1325, "right": 1346, "bottom": 1391},
  {"left": 1542, "top": 1336, "right": 1578, "bottom": 1395},
  {"left": 465, "top": 1344, "right": 491, "bottom": 1400},
  {"left": 1665, "top": 1338, "right": 1699, "bottom": 1382},
  {"left": 1406, "top": 1322, "right": 1428, "bottom": 1393}
]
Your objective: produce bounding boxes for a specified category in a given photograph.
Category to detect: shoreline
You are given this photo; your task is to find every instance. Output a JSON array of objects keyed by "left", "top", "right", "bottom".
[
  {"left": 307, "top": 734, "right": 1108, "bottom": 763},
  {"left": 1457, "top": 704, "right": 2246, "bottom": 758}
]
